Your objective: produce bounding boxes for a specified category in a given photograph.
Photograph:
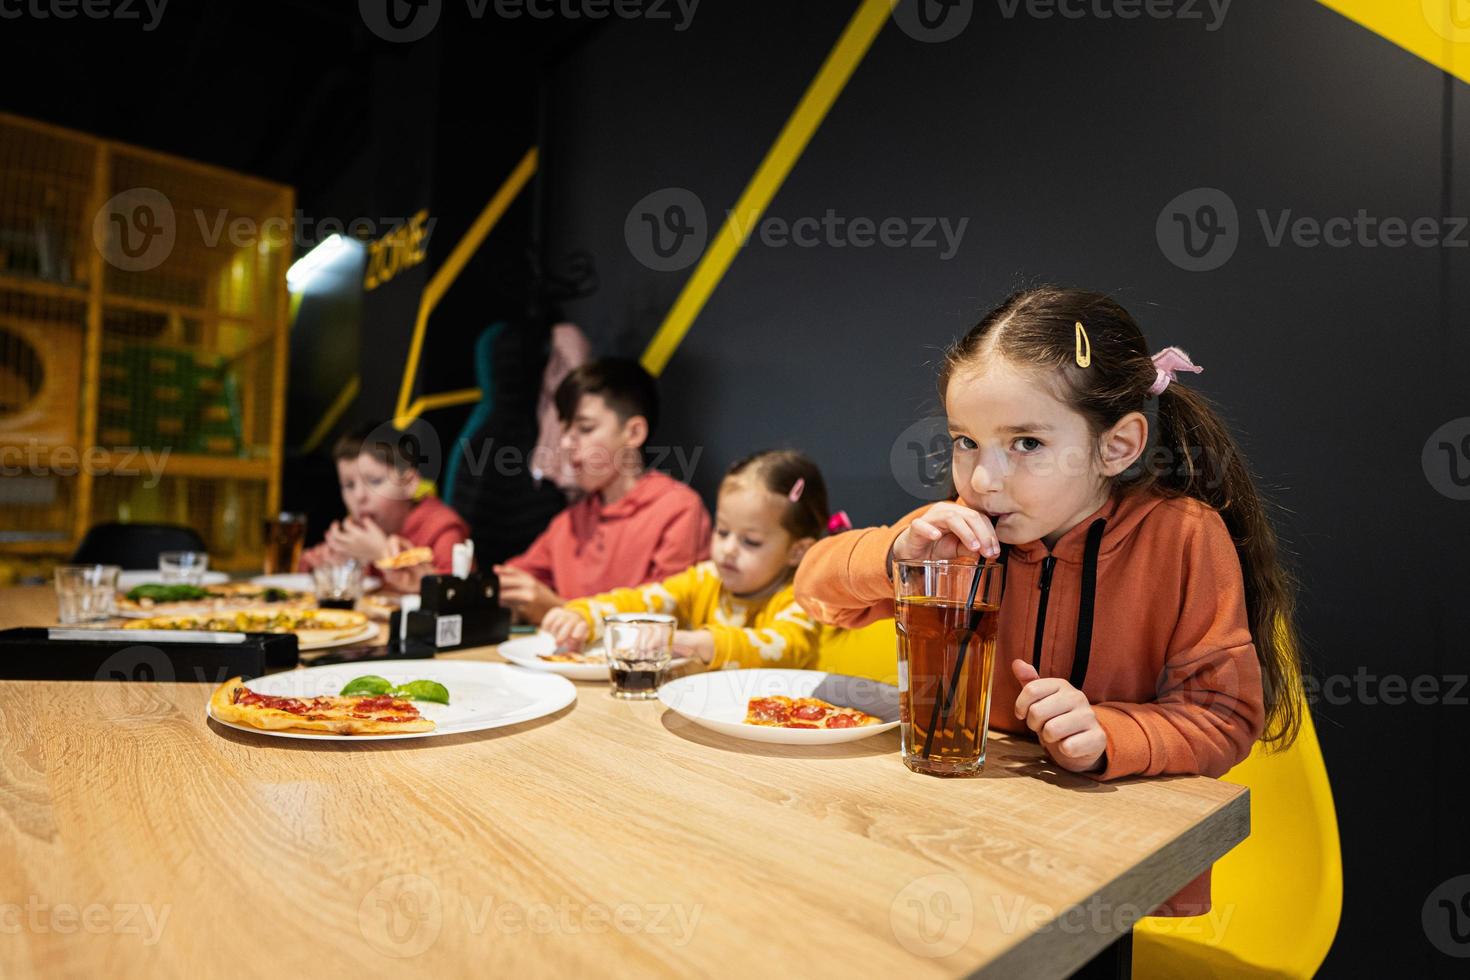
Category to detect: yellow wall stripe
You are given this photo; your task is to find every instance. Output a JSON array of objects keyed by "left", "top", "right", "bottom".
[
  {"left": 402, "top": 387, "right": 484, "bottom": 422},
  {"left": 302, "top": 375, "right": 361, "bottom": 453},
  {"left": 640, "top": 0, "right": 890, "bottom": 376},
  {"left": 395, "top": 147, "right": 539, "bottom": 421},
  {"left": 1317, "top": 1, "right": 1470, "bottom": 86}
]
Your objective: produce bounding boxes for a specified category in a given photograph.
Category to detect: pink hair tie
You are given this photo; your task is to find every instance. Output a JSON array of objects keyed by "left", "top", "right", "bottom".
[
  {"left": 1148, "top": 346, "right": 1203, "bottom": 396},
  {"left": 827, "top": 511, "right": 852, "bottom": 534},
  {"left": 788, "top": 478, "right": 805, "bottom": 503}
]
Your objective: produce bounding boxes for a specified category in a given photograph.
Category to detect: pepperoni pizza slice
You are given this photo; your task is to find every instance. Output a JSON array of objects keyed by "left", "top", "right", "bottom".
[
  {"left": 744, "top": 695, "right": 882, "bottom": 730},
  {"left": 209, "top": 677, "right": 434, "bottom": 735}
]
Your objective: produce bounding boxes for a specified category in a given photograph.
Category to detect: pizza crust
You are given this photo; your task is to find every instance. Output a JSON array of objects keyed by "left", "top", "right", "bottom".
[{"left": 374, "top": 547, "right": 433, "bottom": 571}]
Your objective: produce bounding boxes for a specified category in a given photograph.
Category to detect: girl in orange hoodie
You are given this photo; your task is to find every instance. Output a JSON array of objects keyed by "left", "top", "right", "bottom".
[{"left": 794, "top": 286, "right": 1304, "bottom": 916}]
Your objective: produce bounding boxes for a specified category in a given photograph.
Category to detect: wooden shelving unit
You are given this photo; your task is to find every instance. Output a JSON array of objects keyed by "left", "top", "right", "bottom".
[{"left": 0, "top": 113, "right": 293, "bottom": 576}]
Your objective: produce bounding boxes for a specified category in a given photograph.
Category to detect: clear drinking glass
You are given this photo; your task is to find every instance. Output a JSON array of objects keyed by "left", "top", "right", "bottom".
[
  {"left": 54, "top": 564, "right": 121, "bottom": 624},
  {"left": 603, "top": 613, "right": 676, "bottom": 700},
  {"left": 893, "top": 557, "right": 1004, "bottom": 776},
  {"left": 159, "top": 550, "right": 209, "bottom": 585},
  {"left": 312, "top": 559, "right": 365, "bottom": 609}
]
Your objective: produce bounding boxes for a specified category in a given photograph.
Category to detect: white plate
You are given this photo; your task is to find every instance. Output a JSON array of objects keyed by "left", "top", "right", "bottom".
[
  {"left": 657, "top": 669, "right": 901, "bottom": 745},
  {"left": 498, "top": 631, "right": 690, "bottom": 682},
  {"left": 251, "top": 573, "right": 383, "bottom": 593},
  {"left": 206, "top": 660, "right": 576, "bottom": 741},
  {"left": 117, "top": 570, "right": 229, "bottom": 590},
  {"left": 498, "top": 632, "right": 610, "bottom": 681}
]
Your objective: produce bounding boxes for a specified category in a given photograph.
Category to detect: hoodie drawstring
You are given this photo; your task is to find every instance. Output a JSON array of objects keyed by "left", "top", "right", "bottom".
[{"left": 1067, "top": 518, "right": 1108, "bottom": 691}]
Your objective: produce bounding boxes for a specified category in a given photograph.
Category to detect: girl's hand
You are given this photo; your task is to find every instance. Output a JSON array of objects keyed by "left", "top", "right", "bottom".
[
  {"left": 891, "top": 501, "right": 1000, "bottom": 562},
  {"left": 326, "top": 516, "right": 391, "bottom": 564},
  {"left": 493, "top": 565, "right": 563, "bottom": 624},
  {"left": 672, "top": 629, "right": 715, "bottom": 665},
  {"left": 541, "top": 608, "right": 589, "bottom": 651},
  {"left": 1011, "top": 660, "right": 1107, "bottom": 774}
]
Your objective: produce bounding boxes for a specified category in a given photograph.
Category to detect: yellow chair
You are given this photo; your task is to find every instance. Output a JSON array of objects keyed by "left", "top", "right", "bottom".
[
  {"left": 1133, "top": 701, "right": 1342, "bottom": 978},
  {"left": 816, "top": 619, "right": 898, "bottom": 684}
]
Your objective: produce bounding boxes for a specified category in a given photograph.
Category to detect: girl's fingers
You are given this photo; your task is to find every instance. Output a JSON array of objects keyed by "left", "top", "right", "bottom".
[
  {"left": 1023, "top": 688, "right": 1084, "bottom": 733},
  {"left": 1054, "top": 730, "right": 1106, "bottom": 766},
  {"left": 931, "top": 506, "right": 999, "bottom": 558},
  {"left": 938, "top": 514, "right": 983, "bottom": 553},
  {"left": 910, "top": 519, "right": 943, "bottom": 542},
  {"left": 1039, "top": 708, "right": 1094, "bottom": 746},
  {"left": 1013, "top": 677, "right": 1066, "bottom": 719},
  {"left": 1011, "top": 659, "right": 1040, "bottom": 684},
  {"left": 899, "top": 502, "right": 1004, "bottom": 561},
  {"left": 952, "top": 509, "right": 1000, "bottom": 557}
]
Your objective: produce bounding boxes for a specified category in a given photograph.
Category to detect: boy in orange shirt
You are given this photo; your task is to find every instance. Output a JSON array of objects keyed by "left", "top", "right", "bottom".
[{"left": 495, "top": 359, "right": 711, "bottom": 623}]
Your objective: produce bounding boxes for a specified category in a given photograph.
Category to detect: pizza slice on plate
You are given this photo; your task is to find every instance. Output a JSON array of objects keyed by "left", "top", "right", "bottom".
[
  {"left": 744, "top": 695, "right": 883, "bottom": 730},
  {"left": 209, "top": 677, "right": 434, "bottom": 735},
  {"left": 538, "top": 649, "right": 607, "bottom": 664}
]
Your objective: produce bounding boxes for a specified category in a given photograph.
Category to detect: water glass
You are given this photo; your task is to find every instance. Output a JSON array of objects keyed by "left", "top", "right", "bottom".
[
  {"left": 312, "top": 559, "right": 365, "bottom": 609},
  {"left": 603, "top": 613, "right": 676, "bottom": 700},
  {"left": 54, "top": 564, "right": 121, "bottom": 624},
  {"left": 159, "top": 551, "right": 209, "bottom": 585}
]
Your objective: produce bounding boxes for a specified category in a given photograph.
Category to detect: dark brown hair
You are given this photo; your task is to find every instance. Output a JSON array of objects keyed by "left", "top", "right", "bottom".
[
  {"left": 939, "top": 286, "right": 1303, "bottom": 749},
  {"left": 333, "top": 422, "right": 418, "bottom": 474},
  {"left": 554, "top": 358, "right": 660, "bottom": 437},
  {"left": 723, "top": 450, "right": 829, "bottom": 541}
]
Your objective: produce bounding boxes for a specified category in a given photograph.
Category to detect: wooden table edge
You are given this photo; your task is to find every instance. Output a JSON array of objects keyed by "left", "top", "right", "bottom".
[{"left": 974, "top": 782, "right": 1250, "bottom": 979}]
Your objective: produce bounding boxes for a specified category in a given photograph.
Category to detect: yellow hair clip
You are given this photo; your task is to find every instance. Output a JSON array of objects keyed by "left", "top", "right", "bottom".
[{"left": 1074, "top": 321, "right": 1092, "bottom": 368}]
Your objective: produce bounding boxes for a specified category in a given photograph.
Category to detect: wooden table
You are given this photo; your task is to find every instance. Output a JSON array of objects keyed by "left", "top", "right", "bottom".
[{"left": 0, "top": 586, "right": 1248, "bottom": 978}]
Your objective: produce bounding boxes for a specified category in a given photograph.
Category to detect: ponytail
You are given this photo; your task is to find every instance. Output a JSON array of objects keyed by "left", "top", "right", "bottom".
[{"left": 1147, "top": 383, "right": 1304, "bottom": 748}]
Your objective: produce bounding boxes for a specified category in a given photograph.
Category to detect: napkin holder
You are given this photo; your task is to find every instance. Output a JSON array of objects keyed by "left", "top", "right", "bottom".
[
  {"left": 392, "top": 570, "right": 508, "bottom": 655},
  {"left": 0, "top": 627, "right": 298, "bottom": 681}
]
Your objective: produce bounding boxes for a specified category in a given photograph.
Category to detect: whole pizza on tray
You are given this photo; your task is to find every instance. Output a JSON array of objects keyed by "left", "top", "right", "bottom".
[
  {"left": 115, "top": 582, "right": 312, "bottom": 617},
  {"left": 124, "top": 606, "right": 368, "bottom": 646},
  {"left": 209, "top": 677, "right": 433, "bottom": 734}
]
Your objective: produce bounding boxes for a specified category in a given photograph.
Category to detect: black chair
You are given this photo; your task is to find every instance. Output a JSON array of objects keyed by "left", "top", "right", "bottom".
[{"left": 70, "top": 523, "right": 207, "bottom": 570}]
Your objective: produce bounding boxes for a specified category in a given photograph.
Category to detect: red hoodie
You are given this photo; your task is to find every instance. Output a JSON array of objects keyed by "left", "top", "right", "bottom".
[
  {"left": 507, "top": 470, "right": 711, "bottom": 600},
  {"left": 794, "top": 489, "right": 1265, "bottom": 916}
]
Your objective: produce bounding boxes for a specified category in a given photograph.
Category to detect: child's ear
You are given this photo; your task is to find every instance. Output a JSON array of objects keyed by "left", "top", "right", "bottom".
[
  {"left": 1099, "top": 411, "right": 1148, "bottom": 477},
  {"left": 393, "top": 467, "right": 421, "bottom": 501},
  {"left": 622, "top": 415, "right": 649, "bottom": 451},
  {"left": 786, "top": 536, "right": 817, "bottom": 567}
]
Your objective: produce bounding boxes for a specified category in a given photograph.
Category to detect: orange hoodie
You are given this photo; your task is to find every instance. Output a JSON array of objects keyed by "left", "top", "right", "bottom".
[{"left": 794, "top": 489, "right": 1264, "bottom": 916}]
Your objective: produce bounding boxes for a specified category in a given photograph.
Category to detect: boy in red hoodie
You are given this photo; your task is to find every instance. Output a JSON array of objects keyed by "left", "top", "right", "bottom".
[
  {"left": 495, "top": 359, "right": 711, "bottom": 623},
  {"left": 300, "top": 423, "right": 471, "bottom": 592},
  {"left": 795, "top": 287, "right": 1304, "bottom": 917}
]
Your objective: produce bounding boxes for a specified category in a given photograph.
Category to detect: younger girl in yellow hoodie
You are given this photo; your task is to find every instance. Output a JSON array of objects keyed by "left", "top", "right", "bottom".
[{"left": 542, "top": 450, "right": 835, "bottom": 670}]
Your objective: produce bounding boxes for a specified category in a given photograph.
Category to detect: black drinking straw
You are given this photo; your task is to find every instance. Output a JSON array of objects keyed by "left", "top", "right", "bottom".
[{"left": 921, "top": 563, "right": 985, "bottom": 760}]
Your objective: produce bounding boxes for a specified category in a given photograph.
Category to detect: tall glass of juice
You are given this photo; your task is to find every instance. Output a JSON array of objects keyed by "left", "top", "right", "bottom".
[{"left": 893, "top": 557, "right": 1004, "bottom": 776}]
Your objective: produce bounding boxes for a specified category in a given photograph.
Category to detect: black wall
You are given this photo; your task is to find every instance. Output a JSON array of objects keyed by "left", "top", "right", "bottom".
[{"left": 542, "top": 2, "right": 1468, "bottom": 975}]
